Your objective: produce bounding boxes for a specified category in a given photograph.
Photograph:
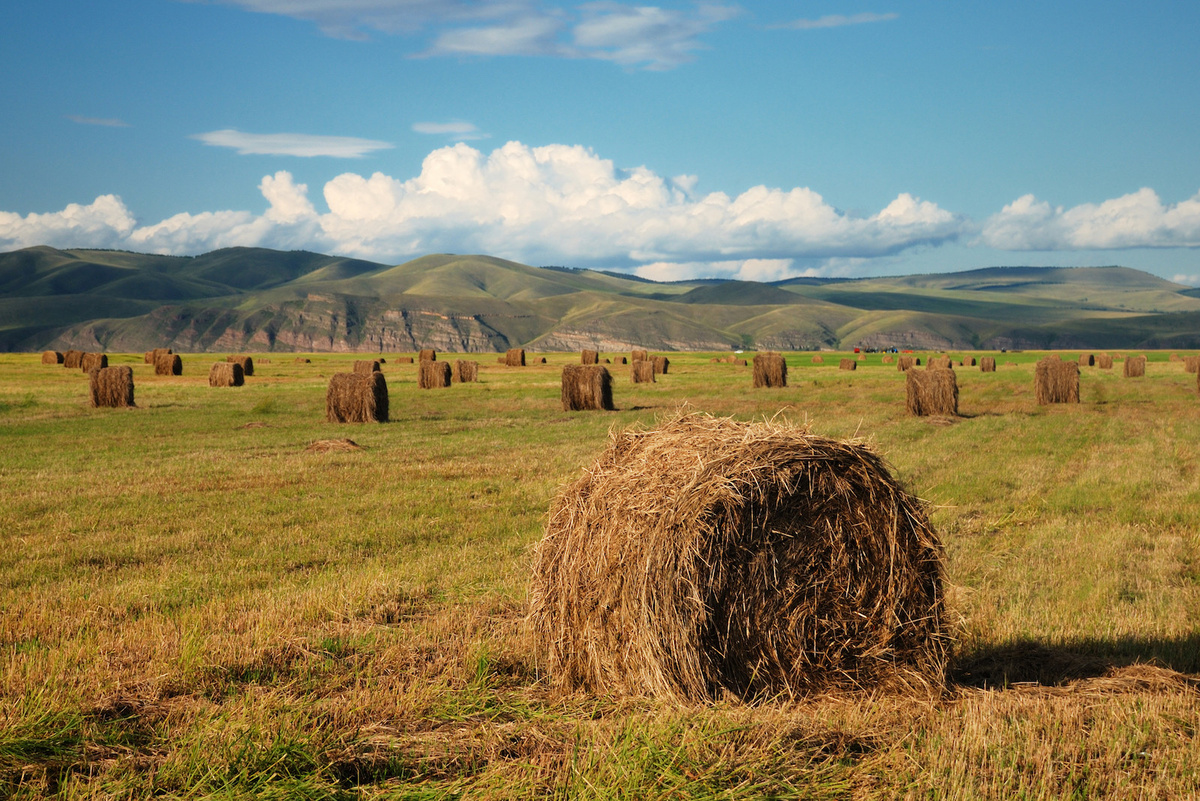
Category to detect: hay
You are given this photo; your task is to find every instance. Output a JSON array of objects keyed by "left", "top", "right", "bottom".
[
  {"left": 79, "top": 353, "right": 108, "bottom": 372},
  {"left": 752, "top": 352, "right": 787, "bottom": 388},
  {"left": 419, "top": 360, "right": 452, "bottom": 389},
  {"left": 209, "top": 362, "right": 244, "bottom": 387},
  {"left": 418, "top": 348, "right": 436, "bottom": 362},
  {"left": 926, "top": 356, "right": 953, "bottom": 370},
  {"left": 1097, "top": 354, "right": 1114, "bottom": 369},
  {"left": 227, "top": 355, "right": 254, "bottom": 376},
  {"left": 536, "top": 357, "right": 547, "bottom": 363},
  {"left": 353, "top": 360, "right": 382, "bottom": 374},
  {"left": 612, "top": 356, "right": 628, "bottom": 365},
  {"left": 882, "top": 355, "right": 894, "bottom": 364},
  {"left": 453, "top": 359, "right": 479, "bottom": 383},
  {"left": 1169, "top": 353, "right": 1182, "bottom": 362},
  {"left": 155, "top": 352, "right": 182, "bottom": 376},
  {"left": 396, "top": 356, "right": 415, "bottom": 364},
  {"left": 1184, "top": 356, "right": 1200, "bottom": 374},
  {"left": 41, "top": 351, "right": 63, "bottom": 365},
  {"left": 526, "top": 411, "right": 948, "bottom": 701},
  {"left": 560, "top": 365, "right": 614, "bottom": 411},
  {"left": 897, "top": 356, "right": 917, "bottom": 371},
  {"left": 306, "top": 438, "right": 363, "bottom": 453},
  {"left": 1035, "top": 357, "right": 1080, "bottom": 404},
  {"left": 980, "top": 356, "right": 996, "bottom": 373},
  {"left": 839, "top": 358, "right": 857, "bottom": 371},
  {"left": 88, "top": 366, "right": 135, "bottom": 408},
  {"left": 1124, "top": 355, "right": 1146, "bottom": 378},
  {"left": 811, "top": 354, "right": 824, "bottom": 364},
  {"left": 631, "top": 349, "right": 649, "bottom": 362},
  {"left": 63, "top": 350, "right": 84, "bottom": 369},
  {"left": 966, "top": 357, "right": 977, "bottom": 366},
  {"left": 581, "top": 349, "right": 599, "bottom": 365},
  {"left": 733, "top": 358, "right": 747, "bottom": 366},
  {"left": 326, "top": 372, "right": 388, "bottom": 423},
  {"left": 906, "top": 369, "right": 958, "bottom": 416},
  {"left": 1078, "top": 353, "right": 1095, "bottom": 366},
  {"left": 631, "top": 360, "right": 656, "bottom": 383},
  {"left": 652, "top": 356, "right": 670, "bottom": 375},
  {"left": 295, "top": 357, "right": 311, "bottom": 363},
  {"left": 505, "top": 348, "right": 526, "bottom": 367}
]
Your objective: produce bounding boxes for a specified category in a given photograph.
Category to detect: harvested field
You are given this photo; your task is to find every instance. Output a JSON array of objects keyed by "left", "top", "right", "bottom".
[{"left": 560, "top": 365, "right": 614, "bottom": 411}]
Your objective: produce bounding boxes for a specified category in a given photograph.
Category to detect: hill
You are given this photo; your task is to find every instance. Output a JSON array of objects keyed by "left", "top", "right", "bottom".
[{"left": 2, "top": 246, "right": 1199, "bottom": 352}]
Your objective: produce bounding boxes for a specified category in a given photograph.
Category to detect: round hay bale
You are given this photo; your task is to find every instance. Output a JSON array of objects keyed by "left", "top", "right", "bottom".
[
  {"left": 326, "top": 371, "right": 388, "bottom": 422},
  {"left": 88, "top": 366, "right": 135, "bottom": 408},
  {"left": 63, "top": 350, "right": 84, "bottom": 369},
  {"left": 1097, "top": 354, "right": 1114, "bottom": 369},
  {"left": 418, "top": 360, "right": 452, "bottom": 389},
  {"left": 295, "top": 357, "right": 311, "bottom": 363},
  {"left": 1184, "top": 355, "right": 1200, "bottom": 374},
  {"left": 155, "top": 352, "right": 182, "bottom": 376},
  {"left": 979, "top": 356, "right": 997, "bottom": 373},
  {"left": 353, "top": 359, "right": 382, "bottom": 375},
  {"left": 209, "top": 362, "right": 244, "bottom": 387},
  {"left": 1079, "top": 353, "right": 1095, "bottom": 367},
  {"left": 839, "top": 358, "right": 857, "bottom": 371},
  {"left": 42, "top": 351, "right": 63, "bottom": 365},
  {"left": 631, "top": 349, "right": 649, "bottom": 363},
  {"left": 926, "top": 356, "right": 953, "bottom": 370},
  {"left": 80, "top": 353, "right": 108, "bottom": 373},
  {"left": 418, "top": 348, "right": 437, "bottom": 362},
  {"left": 906, "top": 368, "right": 958, "bottom": 416},
  {"left": 612, "top": 356, "right": 628, "bottom": 365},
  {"left": 652, "top": 356, "right": 669, "bottom": 375},
  {"left": 752, "top": 352, "right": 787, "bottom": 388},
  {"left": 561, "top": 365, "right": 614, "bottom": 411},
  {"left": 1035, "top": 357, "right": 1080, "bottom": 404},
  {"left": 811, "top": 354, "right": 824, "bottom": 364},
  {"left": 630, "top": 360, "right": 656, "bottom": 383},
  {"left": 527, "top": 411, "right": 948, "bottom": 701},
  {"left": 581, "top": 349, "right": 600, "bottom": 365},
  {"left": 1124, "top": 355, "right": 1146, "bottom": 378},
  {"left": 505, "top": 348, "right": 526, "bottom": 367},
  {"left": 453, "top": 359, "right": 479, "bottom": 383},
  {"left": 226, "top": 355, "right": 254, "bottom": 376},
  {"left": 882, "top": 354, "right": 894, "bottom": 364}
]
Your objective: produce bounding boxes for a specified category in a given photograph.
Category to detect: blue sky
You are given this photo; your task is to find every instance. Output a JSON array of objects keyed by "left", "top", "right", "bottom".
[{"left": 2, "top": 0, "right": 1199, "bottom": 283}]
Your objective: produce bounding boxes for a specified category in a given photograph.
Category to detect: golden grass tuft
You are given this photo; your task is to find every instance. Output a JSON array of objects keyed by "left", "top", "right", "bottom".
[
  {"left": 80, "top": 353, "right": 108, "bottom": 373},
  {"left": 453, "top": 359, "right": 479, "bottom": 383},
  {"left": 980, "top": 356, "right": 996, "bottom": 373},
  {"left": 419, "top": 360, "right": 452, "bottom": 389},
  {"left": 154, "top": 352, "right": 182, "bottom": 376},
  {"left": 88, "top": 366, "right": 135, "bottom": 408},
  {"left": 418, "top": 349, "right": 436, "bottom": 362},
  {"left": 581, "top": 349, "right": 599, "bottom": 365},
  {"left": 526, "top": 410, "right": 948, "bottom": 701},
  {"left": 560, "top": 365, "right": 614, "bottom": 411},
  {"left": 208, "top": 362, "right": 244, "bottom": 387},
  {"left": 1124, "top": 355, "right": 1146, "bottom": 378},
  {"left": 1035, "top": 357, "right": 1080, "bottom": 404},
  {"left": 839, "top": 358, "right": 857, "bottom": 371},
  {"left": 326, "top": 372, "right": 388, "bottom": 423},
  {"left": 226, "top": 355, "right": 254, "bottom": 376},
  {"left": 906, "top": 369, "right": 958, "bottom": 416},
  {"left": 631, "top": 360, "right": 656, "bottom": 384},
  {"left": 353, "top": 360, "right": 382, "bottom": 374},
  {"left": 752, "top": 352, "right": 787, "bottom": 388},
  {"left": 505, "top": 349, "right": 525, "bottom": 367},
  {"left": 41, "top": 351, "right": 63, "bottom": 365}
]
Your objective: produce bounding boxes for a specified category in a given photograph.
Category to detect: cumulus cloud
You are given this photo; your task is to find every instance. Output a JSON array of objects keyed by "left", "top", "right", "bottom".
[
  {"left": 771, "top": 12, "right": 899, "bottom": 30},
  {"left": 192, "top": 129, "right": 394, "bottom": 158},
  {"left": 0, "top": 196, "right": 136, "bottom": 250},
  {"left": 980, "top": 188, "right": 1200, "bottom": 250}
]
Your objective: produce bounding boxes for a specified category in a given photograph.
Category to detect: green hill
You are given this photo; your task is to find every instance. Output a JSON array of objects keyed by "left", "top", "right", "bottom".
[{"left": 2, "top": 246, "right": 1198, "bottom": 352}]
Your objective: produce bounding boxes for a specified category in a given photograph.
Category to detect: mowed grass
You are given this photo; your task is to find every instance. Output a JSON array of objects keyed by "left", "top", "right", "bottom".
[{"left": 1, "top": 350, "right": 1198, "bottom": 799}]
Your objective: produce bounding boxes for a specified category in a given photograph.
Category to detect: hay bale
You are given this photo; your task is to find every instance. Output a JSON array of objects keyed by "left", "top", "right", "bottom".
[
  {"left": 561, "top": 365, "right": 614, "bottom": 411},
  {"left": 1169, "top": 353, "right": 1182, "bottom": 362},
  {"left": 811, "top": 354, "right": 824, "bottom": 364},
  {"left": 418, "top": 348, "right": 436, "bottom": 362},
  {"left": 88, "top": 366, "right": 134, "bottom": 408},
  {"left": 326, "top": 372, "right": 388, "bottom": 423},
  {"left": 353, "top": 360, "right": 382, "bottom": 374},
  {"left": 611, "top": 356, "right": 628, "bottom": 365},
  {"left": 906, "top": 369, "right": 958, "bottom": 416},
  {"left": 505, "top": 348, "right": 526, "bottom": 367},
  {"left": 295, "top": 357, "right": 311, "bottom": 363},
  {"left": 419, "top": 360, "right": 452, "bottom": 389},
  {"left": 526, "top": 411, "right": 947, "bottom": 701},
  {"left": 143, "top": 351, "right": 154, "bottom": 364},
  {"left": 631, "top": 360, "right": 656, "bottom": 383},
  {"left": 1184, "top": 356, "right": 1200, "bottom": 374},
  {"left": 63, "top": 350, "right": 84, "bottom": 369},
  {"left": 80, "top": 353, "right": 108, "bottom": 372},
  {"left": 839, "top": 358, "right": 857, "bottom": 371},
  {"left": 926, "top": 356, "right": 953, "bottom": 370},
  {"left": 1124, "top": 355, "right": 1146, "bottom": 378},
  {"left": 965, "top": 357, "right": 977, "bottom": 367},
  {"left": 631, "top": 349, "right": 649, "bottom": 363},
  {"left": 41, "top": 351, "right": 63, "bottom": 365},
  {"left": 1097, "top": 354, "right": 1114, "bottom": 369},
  {"left": 897, "top": 356, "right": 916, "bottom": 371},
  {"left": 1035, "top": 357, "right": 1080, "bottom": 404},
  {"left": 980, "top": 356, "right": 996, "bottom": 373},
  {"left": 453, "top": 359, "right": 479, "bottom": 383},
  {"left": 752, "top": 352, "right": 787, "bottom": 388},
  {"left": 154, "top": 352, "right": 182, "bottom": 376},
  {"left": 652, "top": 356, "right": 670, "bottom": 375},
  {"left": 536, "top": 357, "right": 547, "bottom": 363},
  {"left": 226, "top": 355, "right": 254, "bottom": 376},
  {"left": 882, "top": 355, "right": 894, "bottom": 364},
  {"left": 1079, "top": 353, "right": 1095, "bottom": 367},
  {"left": 733, "top": 358, "right": 747, "bottom": 366},
  {"left": 209, "top": 362, "right": 244, "bottom": 387},
  {"left": 581, "top": 349, "right": 599, "bottom": 365}
]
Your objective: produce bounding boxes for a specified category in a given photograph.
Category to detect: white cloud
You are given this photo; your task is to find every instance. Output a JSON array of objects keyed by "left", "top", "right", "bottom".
[
  {"left": 0, "top": 196, "right": 136, "bottom": 250},
  {"left": 206, "top": 0, "right": 516, "bottom": 39},
  {"left": 1171, "top": 274, "right": 1200, "bottom": 287},
  {"left": 412, "top": 121, "right": 488, "bottom": 140},
  {"left": 66, "top": 115, "right": 130, "bottom": 128},
  {"left": 572, "top": 3, "right": 739, "bottom": 70},
  {"left": 427, "top": 13, "right": 567, "bottom": 57},
  {"left": 772, "top": 12, "right": 899, "bottom": 31},
  {"left": 980, "top": 188, "right": 1200, "bottom": 250},
  {"left": 191, "top": 129, "right": 394, "bottom": 158}
]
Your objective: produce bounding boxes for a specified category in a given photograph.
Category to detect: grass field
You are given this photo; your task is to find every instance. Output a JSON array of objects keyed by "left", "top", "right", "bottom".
[{"left": 2, "top": 350, "right": 1199, "bottom": 799}]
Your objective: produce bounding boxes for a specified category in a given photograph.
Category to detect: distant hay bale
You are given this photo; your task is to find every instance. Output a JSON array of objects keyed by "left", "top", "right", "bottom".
[
  {"left": 752, "top": 352, "right": 787, "bottom": 388},
  {"left": 353, "top": 360, "right": 382, "bottom": 374},
  {"left": 326, "top": 372, "right": 388, "bottom": 423},
  {"left": 526, "top": 411, "right": 948, "bottom": 701},
  {"left": 604, "top": 358, "right": 612, "bottom": 364},
  {"left": 63, "top": 350, "right": 84, "bottom": 369},
  {"left": 652, "top": 356, "right": 670, "bottom": 375},
  {"left": 306, "top": 438, "right": 363, "bottom": 453},
  {"left": 418, "top": 360, "right": 452, "bottom": 389},
  {"left": 536, "top": 357, "right": 547, "bottom": 363},
  {"left": 295, "top": 357, "right": 311, "bottom": 363},
  {"left": 41, "top": 351, "right": 63, "bottom": 365},
  {"left": 561, "top": 365, "right": 614, "bottom": 411},
  {"left": 505, "top": 348, "right": 526, "bottom": 367},
  {"left": 1079, "top": 353, "right": 1095, "bottom": 367},
  {"left": 612, "top": 356, "right": 628, "bottom": 365},
  {"left": 154, "top": 352, "right": 182, "bottom": 376},
  {"left": 80, "top": 353, "right": 108, "bottom": 372},
  {"left": 1097, "top": 354, "right": 1114, "bottom": 369},
  {"left": 497, "top": 356, "right": 506, "bottom": 364},
  {"left": 631, "top": 360, "right": 656, "bottom": 383},
  {"left": 1035, "top": 357, "right": 1080, "bottom": 404},
  {"left": 453, "top": 359, "right": 479, "bottom": 383},
  {"left": 733, "top": 358, "right": 747, "bottom": 366},
  {"left": 88, "top": 366, "right": 134, "bottom": 408},
  {"left": 581, "top": 349, "right": 599, "bottom": 365},
  {"left": 1169, "top": 353, "right": 1182, "bottom": 362},
  {"left": 144, "top": 348, "right": 171, "bottom": 364},
  {"left": 882, "top": 355, "right": 894, "bottom": 364},
  {"left": 965, "top": 357, "right": 977, "bottom": 366},
  {"left": 209, "top": 362, "right": 244, "bottom": 387},
  {"left": 418, "top": 349, "right": 436, "bottom": 362},
  {"left": 396, "top": 356, "right": 414, "bottom": 364},
  {"left": 143, "top": 351, "right": 154, "bottom": 364},
  {"left": 980, "top": 356, "right": 997, "bottom": 373},
  {"left": 839, "top": 358, "right": 857, "bottom": 371},
  {"left": 811, "top": 354, "right": 824, "bottom": 364},
  {"left": 906, "top": 369, "right": 958, "bottom": 416},
  {"left": 631, "top": 349, "right": 649, "bottom": 362},
  {"left": 1184, "top": 356, "right": 1200, "bottom": 374},
  {"left": 926, "top": 356, "right": 953, "bottom": 370},
  {"left": 897, "top": 356, "right": 918, "bottom": 371},
  {"left": 1124, "top": 355, "right": 1146, "bottom": 378},
  {"left": 226, "top": 355, "right": 254, "bottom": 376}
]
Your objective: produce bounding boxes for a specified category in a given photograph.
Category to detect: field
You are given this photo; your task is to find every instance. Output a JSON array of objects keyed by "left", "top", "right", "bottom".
[{"left": 2, "top": 350, "right": 1199, "bottom": 799}]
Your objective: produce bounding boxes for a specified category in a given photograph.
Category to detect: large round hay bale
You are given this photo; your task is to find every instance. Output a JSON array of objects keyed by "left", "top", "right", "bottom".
[
  {"left": 752, "top": 352, "right": 787, "bottom": 388},
  {"left": 1124, "top": 355, "right": 1146, "bottom": 378},
  {"left": 980, "top": 356, "right": 997, "bottom": 373},
  {"left": 418, "top": 360, "right": 452, "bottom": 389},
  {"left": 353, "top": 360, "right": 382, "bottom": 375},
  {"left": 1035, "top": 357, "right": 1080, "bottom": 404},
  {"left": 581, "top": 349, "right": 599, "bottom": 365},
  {"left": 561, "top": 365, "right": 614, "bottom": 411},
  {"left": 453, "top": 359, "right": 479, "bottom": 383},
  {"left": 226, "top": 355, "right": 254, "bottom": 376},
  {"left": 839, "top": 358, "right": 857, "bottom": 371},
  {"left": 505, "top": 348, "right": 525, "bottom": 367},
  {"left": 42, "top": 351, "right": 63, "bottom": 365},
  {"left": 155, "top": 352, "right": 182, "bottom": 376},
  {"left": 209, "top": 362, "right": 244, "bottom": 387},
  {"left": 527, "top": 412, "right": 947, "bottom": 701},
  {"left": 1097, "top": 354, "right": 1114, "bottom": 369},
  {"left": 652, "top": 356, "right": 669, "bottom": 375},
  {"left": 630, "top": 360, "right": 656, "bottom": 383},
  {"left": 418, "top": 348, "right": 436, "bottom": 362},
  {"left": 1079, "top": 353, "right": 1095, "bottom": 367},
  {"left": 906, "top": 369, "right": 958, "bottom": 416},
  {"left": 80, "top": 353, "right": 108, "bottom": 372},
  {"left": 326, "top": 372, "right": 388, "bottom": 422},
  {"left": 88, "top": 366, "right": 135, "bottom": 408},
  {"left": 63, "top": 350, "right": 84, "bottom": 369}
]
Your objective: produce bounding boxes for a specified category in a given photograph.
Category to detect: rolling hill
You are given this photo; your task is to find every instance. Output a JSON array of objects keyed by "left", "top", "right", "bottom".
[{"left": 2, "top": 246, "right": 1199, "bottom": 353}]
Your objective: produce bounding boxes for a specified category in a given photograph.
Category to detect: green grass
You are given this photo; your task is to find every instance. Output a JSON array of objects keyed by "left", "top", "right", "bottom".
[{"left": 1, "top": 350, "right": 1199, "bottom": 798}]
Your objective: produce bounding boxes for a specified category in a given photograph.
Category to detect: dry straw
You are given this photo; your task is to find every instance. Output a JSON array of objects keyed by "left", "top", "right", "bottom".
[
  {"left": 882, "top": 355, "right": 894, "bottom": 364},
  {"left": 453, "top": 359, "right": 479, "bottom": 383},
  {"left": 811, "top": 354, "right": 824, "bottom": 364},
  {"left": 326, "top": 372, "right": 388, "bottom": 423},
  {"left": 1097, "top": 354, "right": 1114, "bottom": 369},
  {"left": 752, "top": 352, "right": 787, "bottom": 388},
  {"left": 965, "top": 357, "right": 977, "bottom": 366},
  {"left": 1184, "top": 356, "right": 1200, "bottom": 374},
  {"left": 155, "top": 352, "right": 182, "bottom": 376},
  {"left": 906, "top": 369, "right": 958, "bottom": 416},
  {"left": 926, "top": 356, "right": 953, "bottom": 370},
  {"left": 295, "top": 357, "right": 311, "bottom": 363},
  {"left": 41, "top": 351, "right": 63, "bottom": 365},
  {"left": 1035, "top": 357, "right": 1080, "bottom": 404},
  {"left": 88, "top": 366, "right": 135, "bottom": 408},
  {"left": 505, "top": 348, "right": 526, "bottom": 367},
  {"left": 396, "top": 356, "right": 414, "bottom": 364},
  {"left": 1169, "top": 353, "right": 1182, "bottom": 362},
  {"left": 839, "top": 358, "right": 857, "bottom": 371},
  {"left": 980, "top": 356, "right": 996, "bottom": 373},
  {"left": 80, "top": 353, "right": 108, "bottom": 373},
  {"left": 1078, "top": 353, "right": 1095, "bottom": 366},
  {"left": 418, "top": 348, "right": 436, "bottom": 362},
  {"left": 652, "top": 356, "right": 670, "bottom": 375},
  {"left": 63, "top": 350, "right": 84, "bottom": 369},
  {"left": 612, "top": 356, "right": 628, "bottom": 365},
  {"left": 1124, "top": 355, "right": 1146, "bottom": 378},
  {"left": 226, "top": 355, "right": 254, "bottom": 376},
  {"left": 631, "top": 349, "right": 649, "bottom": 363},
  {"left": 631, "top": 360, "right": 656, "bottom": 384},
  {"left": 353, "top": 360, "right": 382, "bottom": 374},
  {"left": 561, "top": 365, "right": 614, "bottom": 411},
  {"left": 526, "top": 410, "right": 948, "bottom": 701},
  {"left": 209, "top": 362, "right": 244, "bottom": 387},
  {"left": 419, "top": 360, "right": 452, "bottom": 389},
  {"left": 897, "top": 356, "right": 919, "bottom": 371},
  {"left": 581, "top": 349, "right": 599, "bottom": 365}
]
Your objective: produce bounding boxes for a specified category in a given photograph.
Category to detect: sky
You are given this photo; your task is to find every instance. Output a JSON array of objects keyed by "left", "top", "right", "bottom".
[{"left": 2, "top": 0, "right": 1199, "bottom": 283}]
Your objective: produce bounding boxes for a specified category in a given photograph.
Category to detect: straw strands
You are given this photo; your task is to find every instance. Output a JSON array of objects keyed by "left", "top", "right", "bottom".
[
  {"left": 88, "top": 366, "right": 135, "bottom": 408},
  {"left": 453, "top": 360, "right": 479, "bottom": 383},
  {"left": 1124, "top": 355, "right": 1146, "bottom": 378},
  {"left": 906, "top": 369, "right": 958, "bottom": 416},
  {"left": 1035, "top": 358, "right": 1080, "bottom": 404},
  {"left": 631, "top": 360, "right": 656, "bottom": 383},
  {"left": 41, "top": 351, "right": 63, "bottom": 364},
  {"left": 897, "top": 356, "right": 919, "bottom": 371},
  {"left": 839, "top": 358, "right": 857, "bottom": 371},
  {"left": 505, "top": 349, "right": 525, "bottom": 367},
  {"left": 980, "top": 356, "right": 996, "bottom": 373},
  {"left": 560, "top": 365, "right": 614, "bottom": 411},
  {"left": 419, "top": 360, "right": 452, "bottom": 389},
  {"left": 752, "top": 352, "right": 787, "bottom": 388},
  {"left": 80, "top": 353, "right": 108, "bottom": 373},
  {"left": 526, "top": 410, "right": 948, "bottom": 701},
  {"left": 581, "top": 350, "right": 599, "bottom": 365},
  {"left": 326, "top": 372, "right": 388, "bottom": 423},
  {"left": 226, "top": 355, "right": 254, "bottom": 376},
  {"left": 353, "top": 360, "right": 382, "bottom": 374},
  {"left": 209, "top": 362, "right": 244, "bottom": 387}
]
